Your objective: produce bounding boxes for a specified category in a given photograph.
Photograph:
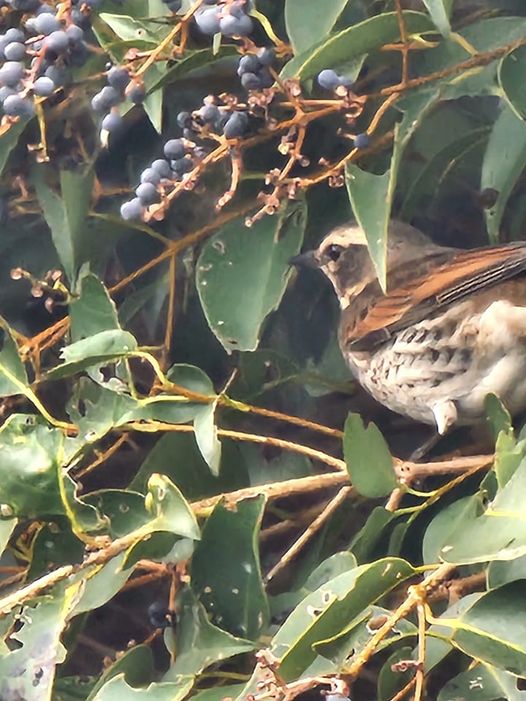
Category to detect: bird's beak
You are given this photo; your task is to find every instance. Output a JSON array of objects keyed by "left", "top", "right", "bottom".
[{"left": 289, "top": 250, "right": 319, "bottom": 268}]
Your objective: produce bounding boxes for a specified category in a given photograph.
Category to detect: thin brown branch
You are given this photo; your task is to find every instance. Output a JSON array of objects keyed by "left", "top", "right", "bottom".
[{"left": 264, "top": 485, "right": 353, "bottom": 584}]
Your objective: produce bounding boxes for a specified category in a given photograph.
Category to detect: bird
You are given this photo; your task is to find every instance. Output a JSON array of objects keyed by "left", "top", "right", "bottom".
[{"left": 291, "top": 220, "right": 526, "bottom": 436}]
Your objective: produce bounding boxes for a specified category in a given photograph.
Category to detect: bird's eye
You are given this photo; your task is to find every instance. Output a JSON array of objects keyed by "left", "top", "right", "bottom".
[{"left": 325, "top": 244, "right": 344, "bottom": 262}]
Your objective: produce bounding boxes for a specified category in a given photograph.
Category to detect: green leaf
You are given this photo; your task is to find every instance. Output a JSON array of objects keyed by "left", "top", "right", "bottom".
[
  {"left": 488, "top": 554, "right": 526, "bottom": 590},
  {"left": 48, "top": 330, "right": 138, "bottom": 379},
  {"left": 281, "top": 12, "right": 433, "bottom": 80},
  {"left": 499, "top": 44, "right": 526, "bottom": 121},
  {"left": 350, "top": 507, "right": 398, "bottom": 563},
  {"left": 144, "top": 474, "right": 200, "bottom": 541},
  {"left": 71, "top": 552, "right": 132, "bottom": 616},
  {"left": 0, "top": 326, "right": 28, "bottom": 397},
  {"left": 343, "top": 413, "right": 396, "bottom": 498},
  {"left": 437, "top": 662, "right": 526, "bottom": 701},
  {"left": 70, "top": 274, "right": 120, "bottom": 341},
  {"left": 481, "top": 103, "right": 526, "bottom": 242},
  {"left": 193, "top": 401, "right": 221, "bottom": 475},
  {"left": 0, "top": 517, "right": 16, "bottom": 558},
  {"left": 98, "top": 13, "right": 170, "bottom": 43},
  {"left": 270, "top": 557, "right": 416, "bottom": 681},
  {"left": 0, "top": 416, "right": 65, "bottom": 518},
  {"left": 0, "top": 119, "right": 29, "bottom": 178},
  {"left": 34, "top": 165, "right": 95, "bottom": 281},
  {"left": 437, "top": 581, "right": 526, "bottom": 675},
  {"left": 271, "top": 552, "right": 357, "bottom": 617},
  {"left": 378, "top": 647, "right": 415, "bottom": 701},
  {"left": 421, "top": 0, "right": 451, "bottom": 36},
  {"left": 422, "top": 495, "right": 481, "bottom": 565},
  {"left": 165, "top": 588, "right": 254, "bottom": 676},
  {"left": 0, "top": 581, "right": 83, "bottom": 701},
  {"left": 346, "top": 90, "right": 437, "bottom": 290},
  {"left": 438, "top": 457, "right": 526, "bottom": 564},
  {"left": 285, "top": 0, "right": 349, "bottom": 55},
  {"left": 91, "top": 674, "right": 194, "bottom": 701},
  {"left": 86, "top": 646, "right": 154, "bottom": 701},
  {"left": 196, "top": 199, "right": 307, "bottom": 352},
  {"left": 191, "top": 497, "right": 269, "bottom": 640},
  {"left": 314, "top": 604, "right": 417, "bottom": 666}
]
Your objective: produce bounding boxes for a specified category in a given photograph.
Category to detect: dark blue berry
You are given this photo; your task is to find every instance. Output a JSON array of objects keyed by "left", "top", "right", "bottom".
[
  {"left": 241, "top": 72, "right": 261, "bottom": 90},
  {"left": 257, "top": 47, "right": 274, "bottom": 66},
  {"left": 135, "top": 182, "right": 159, "bottom": 205},
  {"left": 171, "top": 156, "right": 193, "bottom": 175},
  {"left": 195, "top": 6, "right": 220, "bottom": 35},
  {"left": 4, "top": 43, "right": 26, "bottom": 61},
  {"left": 223, "top": 111, "right": 248, "bottom": 138},
  {"left": 3, "top": 94, "right": 34, "bottom": 117},
  {"left": 4, "top": 28, "right": 24, "bottom": 43},
  {"left": 151, "top": 159, "right": 172, "bottom": 178},
  {"left": 101, "top": 111, "right": 123, "bottom": 132},
  {"left": 317, "top": 69, "right": 342, "bottom": 90},
  {"left": 0, "top": 62, "right": 25, "bottom": 87},
  {"left": 258, "top": 69, "right": 273, "bottom": 88},
  {"left": 44, "top": 30, "right": 69, "bottom": 54},
  {"left": 140, "top": 168, "right": 161, "bottom": 185},
  {"left": 91, "top": 85, "right": 120, "bottom": 112},
  {"left": 237, "top": 54, "right": 259, "bottom": 76},
  {"left": 66, "top": 24, "right": 84, "bottom": 44},
  {"left": 120, "top": 198, "right": 143, "bottom": 221},
  {"left": 353, "top": 133, "right": 370, "bottom": 149},
  {"left": 148, "top": 601, "right": 173, "bottom": 628},
  {"left": 199, "top": 103, "right": 220, "bottom": 123},
  {"left": 163, "top": 138, "right": 185, "bottom": 160},
  {"left": 107, "top": 66, "right": 130, "bottom": 92},
  {"left": 127, "top": 81, "right": 145, "bottom": 104},
  {"left": 219, "top": 13, "right": 253, "bottom": 37},
  {"left": 34, "top": 13, "right": 61, "bottom": 36},
  {"left": 33, "top": 76, "right": 55, "bottom": 96},
  {"left": 176, "top": 111, "right": 191, "bottom": 128}
]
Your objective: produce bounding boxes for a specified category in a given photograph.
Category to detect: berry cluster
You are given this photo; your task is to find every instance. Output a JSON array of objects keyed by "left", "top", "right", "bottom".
[
  {"left": 0, "top": 0, "right": 97, "bottom": 119},
  {"left": 120, "top": 95, "right": 255, "bottom": 220},
  {"left": 236, "top": 47, "right": 274, "bottom": 91},
  {"left": 92, "top": 65, "right": 145, "bottom": 144},
  {"left": 317, "top": 69, "right": 352, "bottom": 91},
  {"left": 194, "top": 0, "right": 253, "bottom": 38},
  {"left": 120, "top": 137, "right": 202, "bottom": 220}
]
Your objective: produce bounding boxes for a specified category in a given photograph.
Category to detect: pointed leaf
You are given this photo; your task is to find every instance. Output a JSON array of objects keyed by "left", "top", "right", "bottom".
[
  {"left": 196, "top": 200, "right": 306, "bottom": 352},
  {"left": 481, "top": 103, "right": 526, "bottom": 242},
  {"left": 499, "top": 44, "right": 526, "bottom": 121},
  {"left": 343, "top": 413, "right": 397, "bottom": 498},
  {"left": 421, "top": 0, "right": 451, "bottom": 36},
  {"left": 285, "top": 0, "right": 348, "bottom": 55},
  {"left": 0, "top": 326, "right": 28, "bottom": 397}
]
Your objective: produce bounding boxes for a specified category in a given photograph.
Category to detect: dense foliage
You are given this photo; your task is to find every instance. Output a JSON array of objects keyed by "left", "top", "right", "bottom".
[{"left": 1, "top": 0, "right": 526, "bottom": 699}]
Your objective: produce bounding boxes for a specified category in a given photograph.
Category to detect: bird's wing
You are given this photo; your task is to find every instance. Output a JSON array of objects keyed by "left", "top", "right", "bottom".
[{"left": 343, "top": 242, "right": 526, "bottom": 351}]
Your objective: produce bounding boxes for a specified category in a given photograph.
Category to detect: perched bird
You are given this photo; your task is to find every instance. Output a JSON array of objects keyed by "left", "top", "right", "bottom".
[{"left": 292, "top": 221, "right": 526, "bottom": 435}]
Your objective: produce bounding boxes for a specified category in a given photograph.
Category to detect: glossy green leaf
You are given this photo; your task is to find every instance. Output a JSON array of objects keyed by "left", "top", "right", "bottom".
[
  {"left": 0, "top": 416, "right": 65, "bottom": 518},
  {"left": 378, "top": 647, "right": 415, "bottom": 701},
  {"left": 47, "top": 330, "right": 138, "bottom": 379},
  {"left": 499, "top": 44, "right": 526, "bottom": 121},
  {"left": 343, "top": 413, "right": 397, "bottom": 498},
  {"left": 270, "top": 557, "right": 416, "bottom": 681},
  {"left": 191, "top": 497, "right": 269, "bottom": 640},
  {"left": 70, "top": 274, "right": 120, "bottom": 341},
  {"left": 314, "top": 604, "right": 416, "bottom": 666},
  {"left": 285, "top": 0, "right": 348, "bottom": 55},
  {"left": 281, "top": 12, "right": 433, "bottom": 80},
  {"left": 439, "top": 457, "right": 526, "bottom": 564},
  {"left": 488, "top": 554, "right": 526, "bottom": 590},
  {"left": 481, "top": 103, "right": 526, "bottom": 242},
  {"left": 421, "top": 0, "right": 451, "bottom": 36},
  {"left": 72, "top": 552, "right": 132, "bottom": 616},
  {"left": 423, "top": 495, "right": 481, "bottom": 565},
  {"left": 0, "top": 581, "right": 83, "bottom": 701},
  {"left": 0, "top": 325, "right": 28, "bottom": 397},
  {"left": 98, "top": 13, "right": 169, "bottom": 43},
  {"left": 438, "top": 662, "right": 526, "bottom": 701},
  {"left": 437, "top": 581, "right": 526, "bottom": 675},
  {"left": 0, "top": 517, "right": 16, "bottom": 558},
  {"left": 91, "top": 674, "right": 193, "bottom": 701},
  {"left": 34, "top": 165, "right": 95, "bottom": 281},
  {"left": 350, "top": 507, "right": 398, "bottom": 563},
  {"left": 144, "top": 474, "right": 200, "bottom": 541},
  {"left": 86, "top": 646, "right": 154, "bottom": 701},
  {"left": 165, "top": 588, "right": 254, "bottom": 676},
  {"left": 196, "top": 199, "right": 307, "bottom": 352}
]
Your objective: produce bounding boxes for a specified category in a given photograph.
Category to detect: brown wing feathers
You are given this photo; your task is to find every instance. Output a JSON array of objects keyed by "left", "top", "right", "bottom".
[{"left": 346, "top": 243, "right": 526, "bottom": 351}]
